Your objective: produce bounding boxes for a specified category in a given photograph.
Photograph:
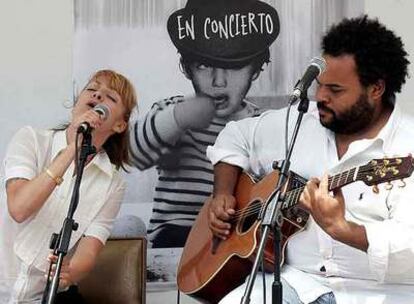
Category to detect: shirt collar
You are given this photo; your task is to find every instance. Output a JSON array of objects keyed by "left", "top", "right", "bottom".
[
  {"left": 376, "top": 103, "right": 401, "bottom": 154},
  {"left": 308, "top": 102, "right": 401, "bottom": 154},
  {"left": 52, "top": 130, "right": 114, "bottom": 178}
]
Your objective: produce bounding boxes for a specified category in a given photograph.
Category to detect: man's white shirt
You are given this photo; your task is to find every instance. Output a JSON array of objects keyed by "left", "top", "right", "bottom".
[{"left": 207, "top": 103, "right": 414, "bottom": 303}]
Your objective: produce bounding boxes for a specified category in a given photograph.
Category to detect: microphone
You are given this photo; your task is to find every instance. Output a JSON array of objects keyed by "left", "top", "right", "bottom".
[
  {"left": 77, "top": 104, "right": 110, "bottom": 133},
  {"left": 289, "top": 57, "right": 327, "bottom": 104}
]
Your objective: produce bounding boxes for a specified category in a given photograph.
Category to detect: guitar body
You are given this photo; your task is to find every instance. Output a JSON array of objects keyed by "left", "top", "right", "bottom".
[
  {"left": 177, "top": 170, "right": 309, "bottom": 303},
  {"left": 177, "top": 155, "right": 414, "bottom": 303}
]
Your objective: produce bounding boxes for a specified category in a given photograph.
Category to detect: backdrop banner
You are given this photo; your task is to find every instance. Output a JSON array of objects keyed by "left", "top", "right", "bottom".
[{"left": 73, "top": 0, "right": 363, "bottom": 291}]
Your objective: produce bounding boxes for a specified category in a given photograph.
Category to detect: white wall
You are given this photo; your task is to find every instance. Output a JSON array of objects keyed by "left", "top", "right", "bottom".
[
  {"left": 365, "top": 0, "right": 414, "bottom": 114},
  {"left": 0, "top": 0, "right": 73, "bottom": 162},
  {"left": 1, "top": 0, "right": 414, "bottom": 189}
]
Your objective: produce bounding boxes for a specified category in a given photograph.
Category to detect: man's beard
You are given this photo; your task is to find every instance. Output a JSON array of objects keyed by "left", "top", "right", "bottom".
[{"left": 317, "top": 92, "right": 375, "bottom": 134}]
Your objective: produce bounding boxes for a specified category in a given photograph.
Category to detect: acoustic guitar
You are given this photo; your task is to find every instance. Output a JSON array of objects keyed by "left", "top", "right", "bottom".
[{"left": 177, "top": 156, "right": 414, "bottom": 303}]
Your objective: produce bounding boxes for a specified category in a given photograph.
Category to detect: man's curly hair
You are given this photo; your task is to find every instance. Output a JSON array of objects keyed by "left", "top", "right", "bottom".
[{"left": 322, "top": 15, "right": 410, "bottom": 104}]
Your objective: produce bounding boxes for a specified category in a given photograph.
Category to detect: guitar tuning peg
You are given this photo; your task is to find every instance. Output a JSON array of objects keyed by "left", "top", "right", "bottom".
[
  {"left": 398, "top": 179, "right": 406, "bottom": 188},
  {"left": 385, "top": 182, "right": 393, "bottom": 191},
  {"left": 372, "top": 185, "right": 379, "bottom": 194}
]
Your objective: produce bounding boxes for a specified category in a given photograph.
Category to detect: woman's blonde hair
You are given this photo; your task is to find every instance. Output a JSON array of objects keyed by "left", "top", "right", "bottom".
[{"left": 86, "top": 69, "right": 137, "bottom": 170}]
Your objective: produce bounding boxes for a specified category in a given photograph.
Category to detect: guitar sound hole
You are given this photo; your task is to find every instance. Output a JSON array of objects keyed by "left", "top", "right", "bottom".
[{"left": 239, "top": 199, "right": 262, "bottom": 233}]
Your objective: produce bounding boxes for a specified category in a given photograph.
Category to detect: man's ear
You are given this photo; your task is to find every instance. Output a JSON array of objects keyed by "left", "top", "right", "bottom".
[
  {"left": 112, "top": 120, "right": 127, "bottom": 134},
  {"left": 368, "top": 79, "right": 385, "bottom": 102},
  {"left": 180, "top": 57, "right": 191, "bottom": 80}
]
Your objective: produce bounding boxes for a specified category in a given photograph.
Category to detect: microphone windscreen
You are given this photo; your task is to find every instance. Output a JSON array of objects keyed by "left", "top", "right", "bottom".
[
  {"left": 310, "top": 57, "right": 327, "bottom": 75},
  {"left": 93, "top": 104, "right": 110, "bottom": 121}
]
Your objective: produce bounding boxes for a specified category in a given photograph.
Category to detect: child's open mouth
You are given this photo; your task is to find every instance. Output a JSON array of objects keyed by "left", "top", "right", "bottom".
[{"left": 213, "top": 95, "right": 229, "bottom": 110}]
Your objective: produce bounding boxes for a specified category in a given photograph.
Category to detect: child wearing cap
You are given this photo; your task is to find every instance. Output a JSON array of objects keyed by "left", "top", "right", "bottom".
[{"left": 129, "top": 0, "right": 280, "bottom": 248}]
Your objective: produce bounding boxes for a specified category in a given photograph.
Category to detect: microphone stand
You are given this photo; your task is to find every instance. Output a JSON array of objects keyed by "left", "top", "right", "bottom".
[
  {"left": 42, "top": 128, "right": 96, "bottom": 304},
  {"left": 240, "top": 93, "right": 310, "bottom": 304}
]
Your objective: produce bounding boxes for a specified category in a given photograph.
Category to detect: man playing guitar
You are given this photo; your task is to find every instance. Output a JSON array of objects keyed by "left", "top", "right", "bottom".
[{"left": 206, "top": 16, "right": 414, "bottom": 304}]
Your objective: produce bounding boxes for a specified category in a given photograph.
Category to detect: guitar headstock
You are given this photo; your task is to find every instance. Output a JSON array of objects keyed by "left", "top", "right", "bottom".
[{"left": 359, "top": 155, "right": 414, "bottom": 186}]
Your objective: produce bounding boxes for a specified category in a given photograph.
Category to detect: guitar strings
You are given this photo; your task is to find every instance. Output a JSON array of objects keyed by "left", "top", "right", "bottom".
[
  {"left": 229, "top": 167, "right": 381, "bottom": 221},
  {"left": 230, "top": 188, "right": 302, "bottom": 222},
  {"left": 229, "top": 161, "right": 403, "bottom": 222}
]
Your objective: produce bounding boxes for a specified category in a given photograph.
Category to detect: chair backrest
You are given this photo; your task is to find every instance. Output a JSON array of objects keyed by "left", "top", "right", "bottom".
[{"left": 78, "top": 236, "right": 147, "bottom": 304}]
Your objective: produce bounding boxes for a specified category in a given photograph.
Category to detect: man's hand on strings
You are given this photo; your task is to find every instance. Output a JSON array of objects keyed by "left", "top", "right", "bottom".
[{"left": 208, "top": 194, "right": 236, "bottom": 240}]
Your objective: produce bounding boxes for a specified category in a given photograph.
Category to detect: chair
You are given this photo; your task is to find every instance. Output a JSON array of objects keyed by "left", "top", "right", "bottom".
[{"left": 78, "top": 215, "right": 147, "bottom": 304}]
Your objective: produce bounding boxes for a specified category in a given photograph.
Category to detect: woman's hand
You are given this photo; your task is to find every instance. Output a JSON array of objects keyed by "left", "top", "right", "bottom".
[
  {"left": 45, "top": 236, "right": 104, "bottom": 288},
  {"left": 67, "top": 109, "right": 105, "bottom": 145},
  {"left": 47, "top": 253, "right": 74, "bottom": 289}
]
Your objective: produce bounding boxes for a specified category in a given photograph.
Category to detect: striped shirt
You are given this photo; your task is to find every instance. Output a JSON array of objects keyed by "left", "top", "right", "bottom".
[{"left": 129, "top": 95, "right": 260, "bottom": 246}]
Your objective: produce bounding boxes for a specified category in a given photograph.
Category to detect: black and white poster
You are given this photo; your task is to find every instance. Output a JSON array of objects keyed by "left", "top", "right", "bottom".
[{"left": 73, "top": 0, "right": 363, "bottom": 291}]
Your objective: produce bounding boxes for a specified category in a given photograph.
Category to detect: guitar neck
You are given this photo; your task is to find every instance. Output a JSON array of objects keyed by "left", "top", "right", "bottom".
[{"left": 283, "top": 166, "right": 360, "bottom": 210}]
